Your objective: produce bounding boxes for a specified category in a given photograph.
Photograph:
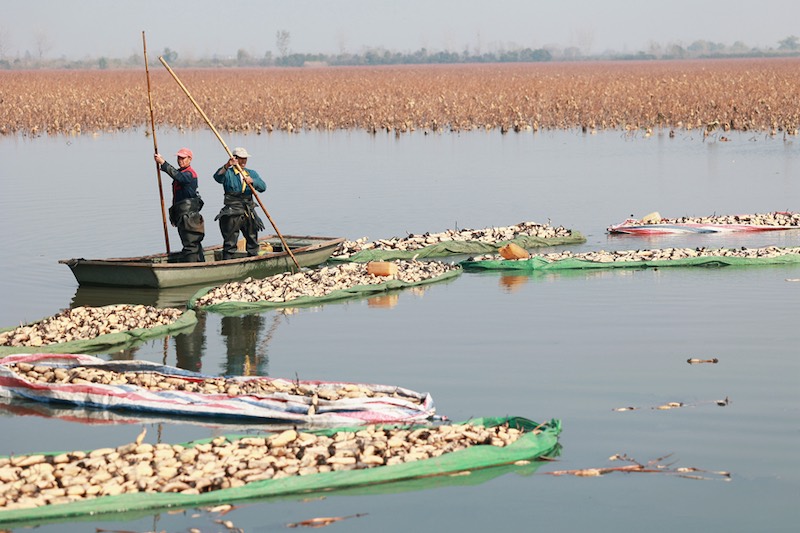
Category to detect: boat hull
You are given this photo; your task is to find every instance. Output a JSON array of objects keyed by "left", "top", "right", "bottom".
[{"left": 60, "top": 235, "right": 344, "bottom": 288}]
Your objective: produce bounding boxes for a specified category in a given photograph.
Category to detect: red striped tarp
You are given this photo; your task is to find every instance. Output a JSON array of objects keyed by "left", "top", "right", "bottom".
[{"left": 0, "top": 354, "right": 436, "bottom": 426}]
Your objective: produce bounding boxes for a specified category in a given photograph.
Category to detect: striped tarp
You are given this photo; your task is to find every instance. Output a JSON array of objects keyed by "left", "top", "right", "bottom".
[{"left": 0, "top": 354, "right": 435, "bottom": 426}]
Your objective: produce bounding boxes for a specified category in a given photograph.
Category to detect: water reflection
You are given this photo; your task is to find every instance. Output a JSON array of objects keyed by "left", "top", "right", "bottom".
[
  {"left": 0, "top": 394, "right": 278, "bottom": 433},
  {"left": 367, "top": 293, "right": 399, "bottom": 308},
  {"left": 498, "top": 275, "right": 529, "bottom": 293},
  {"left": 105, "top": 335, "right": 168, "bottom": 363},
  {"left": 70, "top": 284, "right": 202, "bottom": 309},
  {"left": 472, "top": 268, "right": 641, "bottom": 290},
  {"left": 175, "top": 311, "right": 206, "bottom": 371},
  {"left": 219, "top": 313, "right": 281, "bottom": 376}
]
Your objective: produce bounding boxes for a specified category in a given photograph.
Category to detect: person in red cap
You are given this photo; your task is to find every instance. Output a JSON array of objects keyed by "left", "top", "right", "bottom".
[{"left": 154, "top": 148, "right": 205, "bottom": 262}]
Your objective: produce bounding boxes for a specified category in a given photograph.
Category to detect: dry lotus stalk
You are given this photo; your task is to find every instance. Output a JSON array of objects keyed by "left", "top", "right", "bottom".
[
  {"left": 287, "top": 513, "right": 367, "bottom": 528},
  {"left": 3, "top": 61, "right": 800, "bottom": 137},
  {"left": 612, "top": 397, "right": 730, "bottom": 411},
  {"left": 546, "top": 454, "right": 731, "bottom": 481}
]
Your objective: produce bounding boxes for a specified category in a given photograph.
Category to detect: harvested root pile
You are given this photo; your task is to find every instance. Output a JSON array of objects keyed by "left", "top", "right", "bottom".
[
  {"left": 4, "top": 361, "right": 424, "bottom": 406},
  {"left": 471, "top": 245, "right": 800, "bottom": 263},
  {"left": 646, "top": 211, "right": 800, "bottom": 226},
  {"left": 0, "top": 305, "right": 183, "bottom": 347},
  {"left": 333, "top": 221, "right": 573, "bottom": 258},
  {"left": 194, "top": 260, "right": 460, "bottom": 307},
  {"left": 0, "top": 422, "right": 525, "bottom": 511}
]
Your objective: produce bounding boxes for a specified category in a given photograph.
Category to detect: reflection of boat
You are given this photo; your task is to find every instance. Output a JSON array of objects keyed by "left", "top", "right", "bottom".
[
  {"left": 71, "top": 284, "right": 204, "bottom": 309},
  {"left": 59, "top": 235, "right": 345, "bottom": 289}
]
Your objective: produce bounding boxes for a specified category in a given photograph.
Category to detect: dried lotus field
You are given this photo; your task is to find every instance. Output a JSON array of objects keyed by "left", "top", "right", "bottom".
[{"left": 3, "top": 58, "right": 800, "bottom": 137}]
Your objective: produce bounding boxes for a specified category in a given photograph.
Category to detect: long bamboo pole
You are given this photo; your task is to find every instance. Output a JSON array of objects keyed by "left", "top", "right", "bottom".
[
  {"left": 142, "top": 31, "right": 171, "bottom": 253},
  {"left": 158, "top": 56, "right": 300, "bottom": 269}
]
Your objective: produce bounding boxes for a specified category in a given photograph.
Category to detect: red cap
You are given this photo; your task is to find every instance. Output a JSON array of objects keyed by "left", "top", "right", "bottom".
[{"left": 176, "top": 148, "right": 193, "bottom": 158}]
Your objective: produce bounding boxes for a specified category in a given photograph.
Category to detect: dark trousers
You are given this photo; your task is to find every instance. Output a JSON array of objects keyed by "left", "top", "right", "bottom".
[
  {"left": 176, "top": 219, "right": 205, "bottom": 262},
  {"left": 219, "top": 214, "right": 259, "bottom": 259}
]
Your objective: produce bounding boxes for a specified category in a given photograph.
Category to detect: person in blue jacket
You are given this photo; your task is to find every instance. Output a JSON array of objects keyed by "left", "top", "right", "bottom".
[
  {"left": 213, "top": 147, "right": 267, "bottom": 259},
  {"left": 154, "top": 147, "right": 205, "bottom": 262}
]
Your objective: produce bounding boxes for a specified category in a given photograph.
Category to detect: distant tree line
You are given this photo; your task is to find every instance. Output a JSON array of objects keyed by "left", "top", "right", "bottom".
[{"left": 1, "top": 32, "right": 799, "bottom": 70}]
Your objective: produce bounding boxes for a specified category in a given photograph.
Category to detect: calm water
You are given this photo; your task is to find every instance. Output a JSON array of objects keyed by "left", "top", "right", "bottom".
[{"left": 0, "top": 129, "right": 798, "bottom": 532}]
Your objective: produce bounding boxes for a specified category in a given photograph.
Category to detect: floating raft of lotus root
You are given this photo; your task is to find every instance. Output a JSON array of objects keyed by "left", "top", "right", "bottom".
[
  {"left": 460, "top": 245, "right": 800, "bottom": 271},
  {"left": 0, "top": 353, "right": 435, "bottom": 426},
  {"left": 330, "top": 221, "right": 586, "bottom": 262},
  {"left": 188, "top": 260, "right": 462, "bottom": 315},
  {"left": 0, "top": 305, "right": 197, "bottom": 356},
  {"left": 607, "top": 211, "right": 800, "bottom": 235},
  {"left": 0, "top": 416, "right": 560, "bottom": 526}
]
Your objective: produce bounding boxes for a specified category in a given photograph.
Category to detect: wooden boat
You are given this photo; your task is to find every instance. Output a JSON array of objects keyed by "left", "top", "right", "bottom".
[{"left": 60, "top": 234, "right": 345, "bottom": 289}]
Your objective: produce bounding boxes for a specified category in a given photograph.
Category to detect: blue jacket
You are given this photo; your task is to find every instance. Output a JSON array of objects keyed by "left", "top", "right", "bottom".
[
  {"left": 213, "top": 165, "right": 266, "bottom": 197},
  {"left": 160, "top": 162, "right": 200, "bottom": 204}
]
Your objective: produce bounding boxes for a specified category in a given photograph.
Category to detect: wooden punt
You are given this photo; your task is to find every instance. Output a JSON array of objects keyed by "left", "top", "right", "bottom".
[{"left": 59, "top": 235, "right": 345, "bottom": 288}]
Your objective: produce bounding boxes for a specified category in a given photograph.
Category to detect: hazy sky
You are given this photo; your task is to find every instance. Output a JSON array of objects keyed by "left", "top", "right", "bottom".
[{"left": 2, "top": 0, "right": 798, "bottom": 60}]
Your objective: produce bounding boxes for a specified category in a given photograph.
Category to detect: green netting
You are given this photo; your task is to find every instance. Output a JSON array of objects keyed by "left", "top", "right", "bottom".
[
  {"left": 460, "top": 253, "right": 800, "bottom": 271},
  {"left": 2, "top": 454, "right": 559, "bottom": 530},
  {"left": 0, "top": 416, "right": 560, "bottom": 526},
  {"left": 330, "top": 232, "right": 586, "bottom": 262},
  {"left": 0, "top": 309, "right": 198, "bottom": 356},
  {"left": 188, "top": 268, "right": 462, "bottom": 316}
]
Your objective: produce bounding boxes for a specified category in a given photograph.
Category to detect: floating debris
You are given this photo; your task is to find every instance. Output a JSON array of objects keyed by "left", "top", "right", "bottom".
[
  {"left": 613, "top": 397, "right": 730, "bottom": 411},
  {"left": 687, "top": 358, "right": 719, "bottom": 364},
  {"left": 287, "top": 513, "right": 368, "bottom": 528},
  {"left": 546, "top": 453, "right": 731, "bottom": 481}
]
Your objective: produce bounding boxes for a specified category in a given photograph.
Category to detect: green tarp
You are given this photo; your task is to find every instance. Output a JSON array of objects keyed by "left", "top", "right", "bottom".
[
  {"left": 2, "top": 457, "right": 556, "bottom": 530},
  {"left": 460, "top": 253, "right": 800, "bottom": 271},
  {"left": 330, "top": 233, "right": 586, "bottom": 262},
  {"left": 0, "top": 416, "right": 560, "bottom": 527},
  {"left": 188, "top": 268, "right": 462, "bottom": 316},
  {"left": 0, "top": 309, "right": 198, "bottom": 356}
]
